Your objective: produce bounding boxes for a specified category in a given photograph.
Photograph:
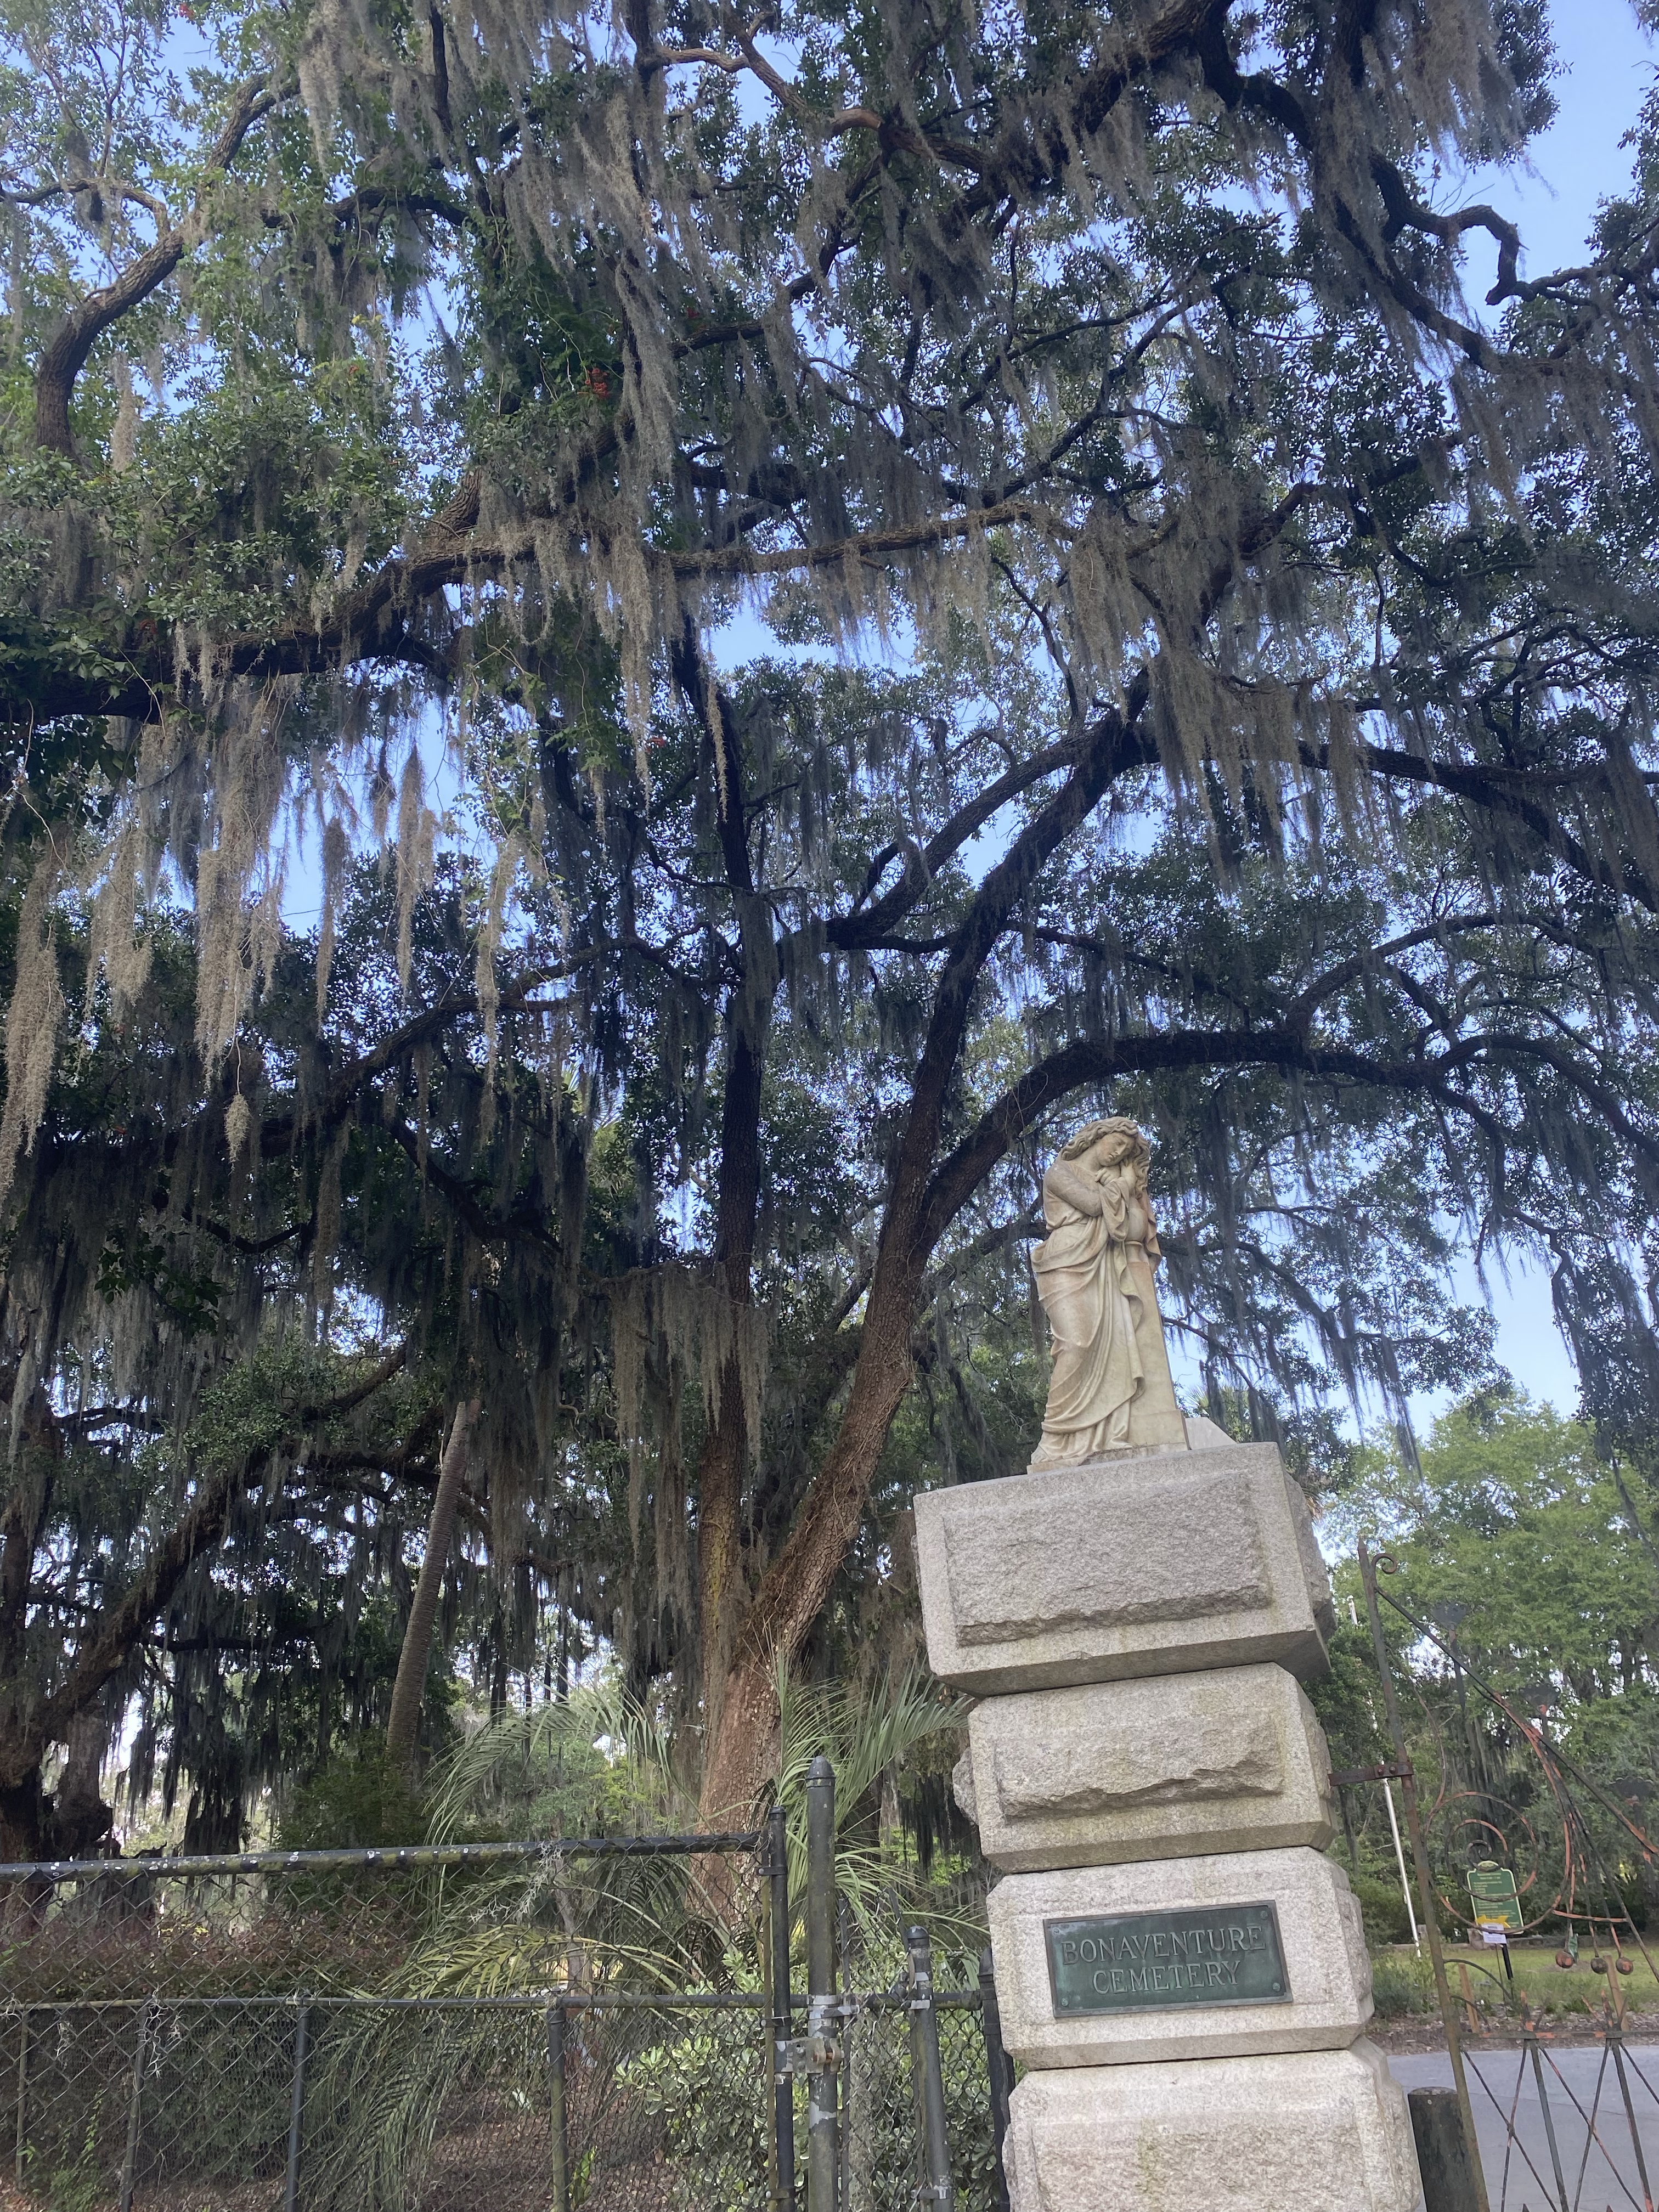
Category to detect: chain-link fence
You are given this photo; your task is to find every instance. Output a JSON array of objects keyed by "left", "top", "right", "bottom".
[
  {"left": 838, "top": 1989, "right": 1006, "bottom": 2212},
  {"left": 0, "top": 1812, "right": 1009, "bottom": 2212}
]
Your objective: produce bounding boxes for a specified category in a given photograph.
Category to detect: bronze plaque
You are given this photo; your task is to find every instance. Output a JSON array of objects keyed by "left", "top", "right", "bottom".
[{"left": 1045, "top": 1901, "right": 1292, "bottom": 2015}]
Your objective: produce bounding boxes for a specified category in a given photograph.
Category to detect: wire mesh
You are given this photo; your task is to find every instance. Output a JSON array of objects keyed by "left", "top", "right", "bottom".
[
  {"left": 839, "top": 1996, "right": 1001, "bottom": 2212},
  {"left": 0, "top": 1838, "right": 768, "bottom": 2005},
  {"left": 0, "top": 1847, "right": 1002, "bottom": 2212},
  {"left": 0, "top": 1996, "right": 771, "bottom": 2212}
]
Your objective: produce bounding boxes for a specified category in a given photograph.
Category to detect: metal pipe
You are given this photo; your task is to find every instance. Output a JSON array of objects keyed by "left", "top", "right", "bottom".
[
  {"left": 905, "top": 1926, "right": 953, "bottom": 2211},
  {"left": 119, "top": 2000, "right": 151, "bottom": 2212},
  {"left": 283, "top": 2003, "right": 309, "bottom": 2212},
  {"left": 768, "top": 1802, "right": 796, "bottom": 2212},
  {"left": 805, "top": 1756, "right": 839, "bottom": 2212},
  {"left": 1359, "top": 1539, "right": 1489, "bottom": 2212},
  {"left": 837, "top": 1894, "right": 854, "bottom": 2212},
  {"left": 547, "top": 1997, "right": 570, "bottom": 2212},
  {"left": 978, "top": 1950, "right": 1012, "bottom": 2212},
  {"left": 0, "top": 1831, "right": 767, "bottom": 1883},
  {"left": 13, "top": 2006, "right": 26, "bottom": 2187},
  {"left": 1523, "top": 2027, "right": 1571, "bottom": 2212},
  {"left": 1607, "top": 2028, "right": 1655, "bottom": 2212},
  {"left": 1383, "top": 1776, "right": 1421, "bottom": 1955}
]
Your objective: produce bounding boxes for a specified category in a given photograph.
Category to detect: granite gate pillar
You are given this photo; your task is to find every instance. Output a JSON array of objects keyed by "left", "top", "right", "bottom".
[{"left": 916, "top": 1432, "right": 1423, "bottom": 2212}]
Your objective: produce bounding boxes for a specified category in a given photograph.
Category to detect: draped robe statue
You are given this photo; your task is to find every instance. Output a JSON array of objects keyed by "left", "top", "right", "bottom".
[{"left": 1028, "top": 1117, "right": 1190, "bottom": 1469}]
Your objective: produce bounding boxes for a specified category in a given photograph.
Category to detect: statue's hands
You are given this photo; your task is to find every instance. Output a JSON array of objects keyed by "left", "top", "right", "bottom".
[{"left": 1047, "top": 1160, "right": 1106, "bottom": 1217}]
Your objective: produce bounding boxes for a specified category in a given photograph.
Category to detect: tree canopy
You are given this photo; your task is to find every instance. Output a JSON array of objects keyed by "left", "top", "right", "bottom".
[
  {"left": 1317, "top": 1391, "right": 1659, "bottom": 1942},
  {"left": 7, "top": 0, "right": 1659, "bottom": 1850}
]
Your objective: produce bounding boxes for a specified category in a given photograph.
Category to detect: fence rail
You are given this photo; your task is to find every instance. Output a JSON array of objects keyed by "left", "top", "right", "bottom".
[
  {"left": 0, "top": 1785, "right": 1008, "bottom": 2212},
  {"left": 0, "top": 1833, "right": 767, "bottom": 1884},
  {"left": 1, "top": 1983, "right": 1003, "bottom": 2212}
]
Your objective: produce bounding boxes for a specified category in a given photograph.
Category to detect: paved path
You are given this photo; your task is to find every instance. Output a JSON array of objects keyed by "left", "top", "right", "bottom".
[{"left": 1390, "top": 2045, "right": 1659, "bottom": 2210}]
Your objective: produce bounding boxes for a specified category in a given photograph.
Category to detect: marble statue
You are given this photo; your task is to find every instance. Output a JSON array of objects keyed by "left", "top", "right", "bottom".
[{"left": 1028, "top": 1116, "right": 1189, "bottom": 1469}]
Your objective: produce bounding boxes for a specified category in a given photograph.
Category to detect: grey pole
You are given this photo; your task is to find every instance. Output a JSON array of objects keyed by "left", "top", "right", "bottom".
[
  {"left": 1408, "top": 2086, "right": 1481, "bottom": 2212},
  {"left": 769, "top": 1802, "right": 797, "bottom": 2212},
  {"left": 977, "top": 1950, "right": 1013, "bottom": 2212},
  {"left": 13, "top": 2006, "right": 26, "bottom": 2186},
  {"left": 283, "top": 2003, "right": 310, "bottom": 2212},
  {"left": 547, "top": 1997, "right": 571, "bottom": 2212},
  {"left": 805, "top": 1756, "right": 840, "bottom": 2212},
  {"left": 118, "top": 2001, "right": 151, "bottom": 2212},
  {"left": 905, "top": 1925, "right": 954, "bottom": 2212}
]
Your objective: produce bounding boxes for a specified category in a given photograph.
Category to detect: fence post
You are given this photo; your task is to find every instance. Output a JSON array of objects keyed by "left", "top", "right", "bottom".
[
  {"left": 283, "top": 2003, "right": 310, "bottom": 2212},
  {"left": 837, "top": 1895, "right": 854, "bottom": 2212},
  {"left": 905, "top": 1926, "right": 954, "bottom": 2212},
  {"left": 769, "top": 1802, "right": 797, "bottom": 2212},
  {"left": 547, "top": 1996, "right": 571, "bottom": 2212},
  {"left": 13, "top": 2006, "right": 26, "bottom": 2186},
  {"left": 1359, "top": 1541, "right": 1490, "bottom": 2212},
  {"left": 118, "top": 2000, "right": 152, "bottom": 2212},
  {"left": 1408, "top": 2086, "right": 1481, "bottom": 2212},
  {"left": 977, "top": 1950, "right": 1012, "bottom": 2212},
  {"left": 805, "top": 1756, "right": 840, "bottom": 2212}
]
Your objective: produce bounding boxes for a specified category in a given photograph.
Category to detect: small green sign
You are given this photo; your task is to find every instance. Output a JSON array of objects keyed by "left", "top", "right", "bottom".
[
  {"left": 1467, "top": 1861, "right": 1522, "bottom": 1932},
  {"left": 1044, "top": 1903, "right": 1293, "bottom": 2016}
]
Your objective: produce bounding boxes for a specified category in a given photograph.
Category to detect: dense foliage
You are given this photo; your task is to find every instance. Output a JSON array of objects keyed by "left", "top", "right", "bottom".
[
  {"left": 7, "top": 0, "right": 1659, "bottom": 1849},
  {"left": 1319, "top": 1392, "right": 1659, "bottom": 1946}
]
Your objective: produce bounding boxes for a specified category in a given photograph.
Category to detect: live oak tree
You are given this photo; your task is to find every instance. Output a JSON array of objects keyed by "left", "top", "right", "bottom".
[{"left": 7, "top": 0, "right": 1659, "bottom": 1841}]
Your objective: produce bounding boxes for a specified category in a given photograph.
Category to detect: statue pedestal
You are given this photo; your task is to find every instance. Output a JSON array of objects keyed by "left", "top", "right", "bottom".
[
  {"left": 917, "top": 1441, "right": 1421, "bottom": 2212},
  {"left": 913, "top": 1441, "right": 1335, "bottom": 1698},
  {"left": 960, "top": 1662, "right": 1336, "bottom": 1870},
  {"left": 1003, "top": 2042, "right": 1421, "bottom": 2212}
]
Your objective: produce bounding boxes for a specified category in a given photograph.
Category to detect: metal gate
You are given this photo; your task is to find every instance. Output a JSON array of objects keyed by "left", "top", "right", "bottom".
[{"left": 0, "top": 1764, "right": 1011, "bottom": 2212}]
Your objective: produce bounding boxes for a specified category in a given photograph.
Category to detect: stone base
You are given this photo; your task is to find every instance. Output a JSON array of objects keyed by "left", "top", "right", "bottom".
[
  {"left": 987, "top": 1847, "right": 1370, "bottom": 2066},
  {"left": 963, "top": 1663, "right": 1336, "bottom": 1870},
  {"left": 1005, "top": 2040, "right": 1421, "bottom": 2212},
  {"left": 916, "top": 1444, "right": 1335, "bottom": 1696}
]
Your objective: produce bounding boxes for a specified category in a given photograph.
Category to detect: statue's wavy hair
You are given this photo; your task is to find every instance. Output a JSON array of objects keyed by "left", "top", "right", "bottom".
[{"left": 1059, "top": 1115, "right": 1150, "bottom": 1168}]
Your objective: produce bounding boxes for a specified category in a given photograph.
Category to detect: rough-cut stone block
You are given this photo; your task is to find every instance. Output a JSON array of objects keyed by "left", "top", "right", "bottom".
[
  {"left": 987, "top": 1847, "right": 1370, "bottom": 2066},
  {"left": 964, "top": 1663, "right": 1335, "bottom": 1870},
  {"left": 1004, "top": 2040, "right": 1421, "bottom": 2212},
  {"left": 915, "top": 1444, "right": 1334, "bottom": 1695}
]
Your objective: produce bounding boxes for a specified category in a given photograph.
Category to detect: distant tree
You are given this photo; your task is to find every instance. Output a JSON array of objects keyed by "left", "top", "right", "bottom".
[{"left": 1329, "top": 1392, "right": 1659, "bottom": 1722}]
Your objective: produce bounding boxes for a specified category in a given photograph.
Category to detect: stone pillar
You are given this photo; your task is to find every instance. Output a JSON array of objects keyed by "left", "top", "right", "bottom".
[{"left": 916, "top": 1436, "right": 1423, "bottom": 2212}]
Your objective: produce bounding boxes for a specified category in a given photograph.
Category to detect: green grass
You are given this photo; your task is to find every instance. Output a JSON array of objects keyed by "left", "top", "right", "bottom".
[{"left": 1372, "top": 1940, "right": 1659, "bottom": 2022}]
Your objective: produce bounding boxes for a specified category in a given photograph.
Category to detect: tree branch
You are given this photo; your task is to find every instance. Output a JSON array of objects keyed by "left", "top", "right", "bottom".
[{"left": 33, "top": 71, "right": 281, "bottom": 455}]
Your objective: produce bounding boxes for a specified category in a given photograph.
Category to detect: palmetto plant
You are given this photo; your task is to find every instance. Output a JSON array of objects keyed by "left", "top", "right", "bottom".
[
  {"left": 292, "top": 1667, "right": 980, "bottom": 2209},
  {"left": 380, "top": 1662, "right": 977, "bottom": 1998}
]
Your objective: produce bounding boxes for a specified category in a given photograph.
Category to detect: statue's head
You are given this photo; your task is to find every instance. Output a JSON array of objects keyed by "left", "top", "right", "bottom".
[{"left": 1060, "top": 1115, "right": 1150, "bottom": 1180}]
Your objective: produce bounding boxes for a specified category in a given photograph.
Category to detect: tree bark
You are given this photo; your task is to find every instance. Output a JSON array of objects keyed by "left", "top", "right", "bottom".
[
  {"left": 667, "top": 634, "right": 780, "bottom": 1817},
  {"left": 386, "top": 1401, "right": 475, "bottom": 1775},
  {"left": 698, "top": 689, "right": 1150, "bottom": 1818},
  {"left": 32, "top": 74, "right": 278, "bottom": 457},
  {"left": 698, "top": 1255, "right": 925, "bottom": 1820}
]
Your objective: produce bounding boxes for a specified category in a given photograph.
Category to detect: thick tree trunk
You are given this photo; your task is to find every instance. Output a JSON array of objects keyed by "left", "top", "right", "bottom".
[
  {"left": 696, "top": 1007, "right": 766, "bottom": 1760},
  {"left": 386, "top": 1401, "right": 474, "bottom": 1774},
  {"left": 696, "top": 697, "right": 1148, "bottom": 1821},
  {"left": 0, "top": 1773, "right": 46, "bottom": 1861},
  {"left": 670, "top": 633, "right": 777, "bottom": 1816},
  {"left": 697, "top": 1367, "right": 750, "bottom": 1759},
  {"left": 698, "top": 1254, "right": 923, "bottom": 1820}
]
